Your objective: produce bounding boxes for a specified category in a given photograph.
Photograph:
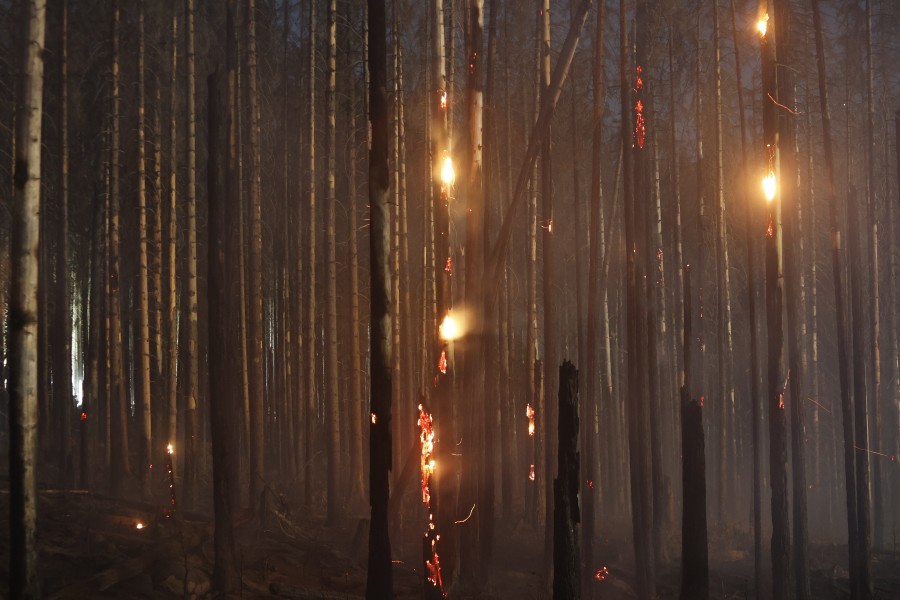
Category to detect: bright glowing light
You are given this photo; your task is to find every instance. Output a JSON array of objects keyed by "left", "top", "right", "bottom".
[
  {"left": 167, "top": 443, "right": 174, "bottom": 454},
  {"left": 439, "top": 313, "right": 461, "bottom": 342},
  {"left": 371, "top": 413, "right": 377, "bottom": 425},
  {"left": 529, "top": 464, "right": 535, "bottom": 481},
  {"left": 526, "top": 404, "right": 535, "bottom": 436},
  {"left": 136, "top": 522, "right": 145, "bottom": 530},
  {"left": 440, "top": 155, "right": 455, "bottom": 186},
  {"left": 594, "top": 566, "right": 609, "bottom": 581},
  {"left": 418, "top": 404, "right": 436, "bottom": 506},
  {"left": 440, "top": 90, "right": 447, "bottom": 110},
  {"left": 757, "top": 13, "right": 768, "bottom": 37},
  {"left": 762, "top": 171, "right": 776, "bottom": 203}
]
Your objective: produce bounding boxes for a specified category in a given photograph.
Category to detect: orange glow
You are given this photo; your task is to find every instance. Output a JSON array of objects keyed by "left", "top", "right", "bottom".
[
  {"left": 167, "top": 443, "right": 174, "bottom": 454},
  {"left": 438, "top": 351, "right": 447, "bottom": 375},
  {"left": 441, "top": 155, "right": 455, "bottom": 186},
  {"left": 371, "top": 412, "right": 377, "bottom": 425},
  {"left": 763, "top": 171, "right": 776, "bottom": 203},
  {"left": 136, "top": 522, "right": 145, "bottom": 530},
  {"left": 439, "top": 313, "right": 461, "bottom": 342},
  {"left": 594, "top": 566, "right": 609, "bottom": 581},
  {"left": 440, "top": 90, "right": 447, "bottom": 110},
  {"left": 529, "top": 464, "right": 535, "bottom": 481},
  {"left": 418, "top": 404, "right": 436, "bottom": 507},
  {"left": 526, "top": 403, "right": 535, "bottom": 436},
  {"left": 80, "top": 412, "right": 88, "bottom": 421}
]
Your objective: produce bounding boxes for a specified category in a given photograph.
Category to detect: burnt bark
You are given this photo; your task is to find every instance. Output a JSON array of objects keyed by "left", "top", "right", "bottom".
[{"left": 553, "top": 361, "right": 580, "bottom": 600}]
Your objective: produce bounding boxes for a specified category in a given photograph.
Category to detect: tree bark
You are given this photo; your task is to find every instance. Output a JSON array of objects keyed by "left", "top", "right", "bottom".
[
  {"left": 365, "top": 0, "right": 394, "bottom": 596},
  {"left": 305, "top": 0, "right": 319, "bottom": 508},
  {"left": 8, "top": 0, "right": 46, "bottom": 595},
  {"left": 552, "top": 361, "right": 580, "bottom": 600},
  {"left": 166, "top": 0, "right": 179, "bottom": 459}
]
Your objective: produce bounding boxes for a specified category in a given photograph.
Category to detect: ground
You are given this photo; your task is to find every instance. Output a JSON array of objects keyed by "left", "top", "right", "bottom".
[{"left": 0, "top": 489, "right": 898, "bottom": 598}]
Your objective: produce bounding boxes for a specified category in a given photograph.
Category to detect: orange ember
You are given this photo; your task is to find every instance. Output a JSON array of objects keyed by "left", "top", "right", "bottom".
[
  {"left": 418, "top": 404, "right": 436, "bottom": 507},
  {"left": 594, "top": 566, "right": 609, "bottom": 581}
]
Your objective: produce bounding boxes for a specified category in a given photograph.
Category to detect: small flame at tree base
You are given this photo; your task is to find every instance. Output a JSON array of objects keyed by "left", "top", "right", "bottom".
[
  {"left": 594, "top": 566, "right": 609, "bottom": 581},
  {"left": 529, "top": 464, "right": 535, "bottom": 481}
]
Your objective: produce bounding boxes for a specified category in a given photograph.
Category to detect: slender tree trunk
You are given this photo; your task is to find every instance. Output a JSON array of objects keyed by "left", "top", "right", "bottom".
[
  {"left": 245, "top": 0, "right": 265, "bottom": 509},
  {"left": 109, "top": 0, "right": 131, "bottom": 496},
  {"left": 9, "top": 0, "right": 46, "bottom": 595},
  {"left": 305, "top": 0, "right": 318, "bottom": 507},
  {"left": 166, "top": 0, "right": 179, "bottom": 458},
  {"left": 809, "top": 0, "right": 859, "bottom": 593},
  {"left": 365, "top": 0, "right": 394, "bottom": 595},
  {"left": 348, "top": 78, "right": 365, "bottom": 507},
  {"left": 183, "top": 0, "right": 199, "bottom": 509},
  {"left": 553, "top": 362, "right": 581, "bottom": 600}
]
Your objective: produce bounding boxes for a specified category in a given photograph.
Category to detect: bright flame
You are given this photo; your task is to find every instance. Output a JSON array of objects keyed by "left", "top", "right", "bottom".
[
  {"left": 438, "top": 351, "right": 447, "bottom": 375},
  {"left": 757, "top": 13, "right": 768, "bottom": 37},
  {"left": 371, "top": 412, "right": 377, "bottom": 425},
  {"left": 418, "top": 404, "right": 436, "bottom": 506},
  {"left": 526, "top": 404, "right": 535, "bottom": 436},
  {"left": 136, "top": 522, "right": 145, "bottom": 530},
  {"left": 440, "top": 90, "right": 447, "bottom": 110},
  {"left": 439, "top": 313, "right": 461, "bottom": 342},
  {"left": 529, "top": 464, "right": 535, "bottom": 481},
  {"left": 167, "top": 443, "right": 174, "bottom": 454},
  {"left": 440, "top": 155, "right": 455, "bottom": 186},
  {"left": 763, "top": 171, "right": 776, "bottom": 203}
]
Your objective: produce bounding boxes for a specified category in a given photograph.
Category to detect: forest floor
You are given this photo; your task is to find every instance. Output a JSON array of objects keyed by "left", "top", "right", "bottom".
[{"left": 0, "top": 488, "right": 899, "bottom": 599}]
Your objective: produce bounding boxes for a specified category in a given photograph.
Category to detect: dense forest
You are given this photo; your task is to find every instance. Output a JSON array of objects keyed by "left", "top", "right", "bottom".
[{"left": 0, "top": 0, "right": 899, "bottom": 598}]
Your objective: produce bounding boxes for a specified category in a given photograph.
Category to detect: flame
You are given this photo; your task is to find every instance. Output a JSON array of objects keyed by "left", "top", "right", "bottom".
[
  {"left": 371, "top": 412, "right": 377, "bottom": 424},
  {"left": 167, "top": 443, "right": 174, "bottom": 454},
  {"left": 529, "top": 464, "right": 535, "bottom": 481},
  {"left": 80, "top": 411, "right": 88, "bottom": 421},
  {"left": 438, "top": 351, "right": 447, "bottom": 375},
  {"left": 418, "top": 404, "right": 436, "bottom": 506},
  {"left": 439, "top": 313, "right": 461, "bottom": 342},
  {"left": 445, "top": 256, "right": 453, "bottom": 273},
  {"left": 594, "top": 566, "right": 609, "bottom": 581},
  {"left": 440, "top": 90, "right": 447, "bottom": 110},
  {"left": 136, "top": 522, "right": 145, "bottom": 530},
  {"left": 757, "top": 13, "right": 768, "bottom": 37},
  {"left": 763, "top": 171, "right": 776, "bottom": 203},
  {"left": 425, "top": 537, "right": 445, "bottom": 593},
  {"left": 440, "top": 155, "right": 455, "bottom": 186},
  {"left": 526, "top": 404, "right": 535, "bottom": 436}
]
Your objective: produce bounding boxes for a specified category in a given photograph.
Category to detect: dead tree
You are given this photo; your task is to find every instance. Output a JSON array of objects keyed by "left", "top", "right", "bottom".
[
  {"left": 552, "top": 361, "right": 581, "bottom": 600},
  {"left": 305, "top": 0, "right": 318, "bottom": 508},
  {"left": 8, "top": 0, "right": 46, "bottom": 596},
  {"left": 365, "top": 0, "right": 394, "bottom": 596}
]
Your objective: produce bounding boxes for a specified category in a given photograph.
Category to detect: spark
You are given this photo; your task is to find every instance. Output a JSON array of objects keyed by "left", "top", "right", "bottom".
[
  {"left": 854, "top": 445, "right": 889, "bottom": 459},
  {"left": 757, "top": 13, "right": 768, "bottom": 37},
  {"left": 767, "top": 93, "right": 800, "bottom": 115},
  {"left": 763, "top": 171, "right": 776, "bottom": 203},
  {"left": 805, "top": 397, "right": 832, "bottom": 414},
  {"left": 454, "top": 504, "right": 476, "bottom": 524},
  {"left": 594, "top": 566, "right": 609, "bottom": 581}
]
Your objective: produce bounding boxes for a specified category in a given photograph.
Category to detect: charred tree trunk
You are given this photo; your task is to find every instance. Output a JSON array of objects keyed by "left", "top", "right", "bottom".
[
  {"left": 8, "top": 0, "right": 46, "bottom": 595},
  {"left": 305, "top": 0, "right": 319, "bottom": 507},
  {"left": 553, "top": 361, "right": 581, "bottom": 600},
  {"left": 365, "top": 0, "right": 394, "bottom": 595}
]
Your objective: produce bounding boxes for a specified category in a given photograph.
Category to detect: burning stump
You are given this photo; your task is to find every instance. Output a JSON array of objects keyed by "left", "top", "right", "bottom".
[{"left": 553, "top": 361, "right": 580, "bottom": 599}]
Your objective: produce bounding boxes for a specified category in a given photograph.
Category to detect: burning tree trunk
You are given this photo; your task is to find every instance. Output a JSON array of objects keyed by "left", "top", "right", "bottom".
[
  {"left": 552, "top": 361, "right": 581, "bottom": 600},
  {"left": 207, "top": 56, "right": 236, "bottom": 594},
  {"left": 809, "top": 0, "right": 860, "bottom": 592},
  {"left": 8, "top": 0, "right": 46, "bottom": 595},
  {"left": 365, "top": 0, "right": 394, "bottom": 595},
  {"left": 680, "top": 268, "right": 708, "bottom": 600}
]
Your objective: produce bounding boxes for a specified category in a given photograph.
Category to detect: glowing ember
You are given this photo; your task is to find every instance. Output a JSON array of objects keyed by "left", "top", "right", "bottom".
[
  {"left": 136, "top": 522, "right": 145, "bottom": 530},
  {"left": 778, "top": 394, "right": 785, "bottom": 410},
  {"left": 440, "top": 155, "right": 455, "bottom": 186},
  {"left": 438, "top": 351, "right": 447, "bottom": 375},
  {"left": 526, "top": 404, "right": 535, "bottom": 436},
  {"left": 425, "top": 538, "right": 445, "bottom": 593},
  {"left": 444, "top": 256, "right": 453, "bottom": 273},
  {"left": 763, "top": 171, "right": 776, "bottom": 202},
  {"left": 439, "top": 313, "right": 461, "bottom": 342},
  {"left": 440, "top": 90, "right": 447, "bottom": 110},
  {"left": 529, "top": 464, "right": 535, "bottom": 481},
  {"left": 167, "top": 443, "right": 174, "bottom": 454},
  {"left": 80, "top": 412, "right": 88, "bottom": 421},
  {"left": 371, "top": 412, "right": 377, "bottom": 424},
  {"left": 418, "top": 404, "right": 436, "bottom": 506},
  {"left": 594, "top": 566, "right": 609, "bottom": 581},
  {"left": 757, "top": 13, "right": 769, "bottom": 37}
]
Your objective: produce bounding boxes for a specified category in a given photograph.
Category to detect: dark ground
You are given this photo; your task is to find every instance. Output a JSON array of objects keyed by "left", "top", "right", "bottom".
[{"left": 1, "top": 489, "right": 898, "bottom": 599}]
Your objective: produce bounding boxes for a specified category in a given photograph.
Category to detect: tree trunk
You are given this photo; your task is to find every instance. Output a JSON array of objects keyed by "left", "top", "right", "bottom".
[
  {"left": 553, "top": 361, "right": 580, "bottom": 600},
  {"left": 348, "top": 77, "right": 365, "bottom": 507},
  {"left": 809, "top": 0, "right": 859, "bottom": 592},
  {"left": 305, "top": 0, "right": 318, "bottom": 508},
  {"left": 365, "top": 0, "right": 394, "bottom": 595},
  {"left": 183, "top": 0, "right": 199, "bottom": 509},
  {"left": 166, "top": 0, "right": 179, "bottom": 459},
  {"left": 136, "top": 0, "right": 153, "bottom": 495},
  {"left": 680, "top": 267, "right": 708, "bottom": 600},
  {"left": 245, "top": 0, "right": 265, "bottom": 509},
  {"left": 8, "top": 0, "right": 46, "bottom": 595}
]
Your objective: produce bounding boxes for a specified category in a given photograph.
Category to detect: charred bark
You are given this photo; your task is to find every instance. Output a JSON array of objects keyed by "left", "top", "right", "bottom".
[{"left": 552, "top": 361, "right": 581, "bottom": 600}]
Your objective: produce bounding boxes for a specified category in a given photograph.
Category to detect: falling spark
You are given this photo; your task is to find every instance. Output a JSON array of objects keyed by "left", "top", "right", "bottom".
[
  {"left": 454, "top": 504, "right": 476, "bottom": 524},
  {"left": 526, "top": 404, "right": 535, "bottom": 436},
  {"left": 441, "top": 155, "right": 455, "bottom": 186},
  {"left": 439, "top": 313, "right": 461, "bottom": 342},
  {"left": 594, "top": 566, "right": 609, "bottom": 581},
  {"left": 757, "top": 13, "right": 768, "bottom": 37},
  {"left": 763, "top": 171, "right": 776, "bottom": 203},
  {"left": 529, "top": 464, "right": 535, "bottom": 481}
]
